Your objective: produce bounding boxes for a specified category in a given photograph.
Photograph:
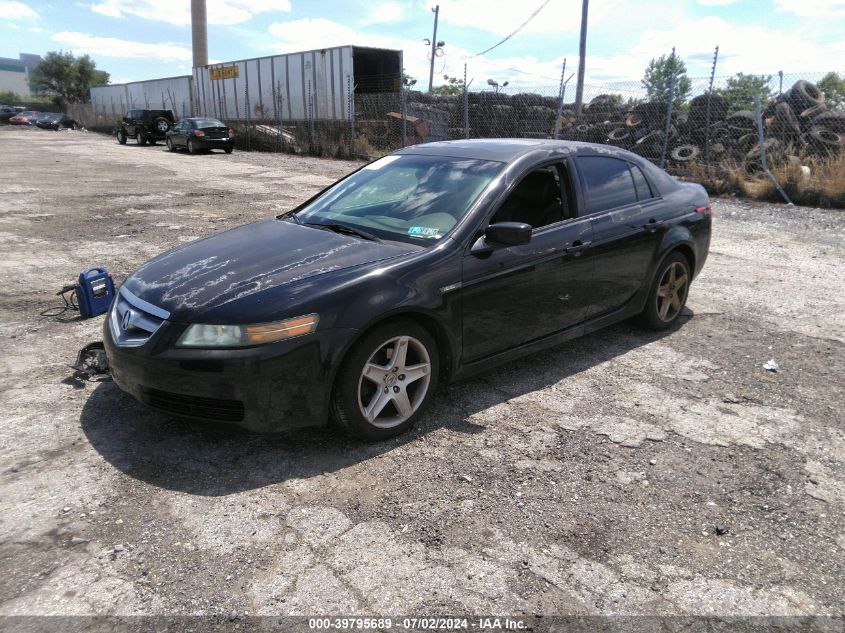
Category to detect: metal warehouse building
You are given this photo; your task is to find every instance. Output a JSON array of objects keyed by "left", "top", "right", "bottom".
[
  {"left": 89, "top": 45, "right": 401, "bottom": 122},
  {"left": 193, "top": 46, "right": 402, "bottom": 122}
]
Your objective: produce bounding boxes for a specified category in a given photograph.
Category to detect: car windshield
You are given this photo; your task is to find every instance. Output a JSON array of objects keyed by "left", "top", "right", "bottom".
[
  {"left": 291, "top": 154, "right": 503, "bottom": 245},
  {"left": 193, "top": 118, "right": 225, "bottom": 128}
]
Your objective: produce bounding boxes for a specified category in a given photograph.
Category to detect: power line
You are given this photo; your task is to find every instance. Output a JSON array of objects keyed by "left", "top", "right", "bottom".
[{"left": 469, "top": 0, "right": 553, "bottom": 58}]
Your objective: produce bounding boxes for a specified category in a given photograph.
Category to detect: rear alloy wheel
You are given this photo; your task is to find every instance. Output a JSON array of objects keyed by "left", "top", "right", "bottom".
[
  {"left": 117, "top": 129, "right": 127, "bottom": 144},
  {"left": 332, "top": 320, "right": 438, "bottom": 441},
  {"left": 166, "top": 137, "right": 175, "bottom": 152},
  {"left": 637, "top": 252, "right": 691, "bottom": 330}
]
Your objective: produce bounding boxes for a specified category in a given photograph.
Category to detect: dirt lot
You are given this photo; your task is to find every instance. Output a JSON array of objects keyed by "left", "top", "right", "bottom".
[{"left": 0, "top": 125, "right": 843, "bottom": 620}]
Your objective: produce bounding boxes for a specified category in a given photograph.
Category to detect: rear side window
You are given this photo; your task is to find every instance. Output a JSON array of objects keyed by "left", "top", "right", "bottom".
[
  {"left": 579, "top": 157, "right": 638, "bottom": 213},
  {"left": 631, "top": 164, "right": 655, "bottom": 200}
]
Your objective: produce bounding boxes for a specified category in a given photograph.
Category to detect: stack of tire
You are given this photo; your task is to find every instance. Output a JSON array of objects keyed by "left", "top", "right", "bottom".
[{"left": 553, "top": 80, "right": 845, "bottom": 175}]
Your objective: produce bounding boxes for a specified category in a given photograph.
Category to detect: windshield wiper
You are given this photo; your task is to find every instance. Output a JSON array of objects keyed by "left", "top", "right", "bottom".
[{"left": 305, "top": 222, "right": 381, "bottom": 242}]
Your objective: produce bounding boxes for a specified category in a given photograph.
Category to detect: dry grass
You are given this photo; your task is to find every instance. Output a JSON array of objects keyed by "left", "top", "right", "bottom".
[{"left": 673, "top": 153, "right": 845, "bottom": 209}]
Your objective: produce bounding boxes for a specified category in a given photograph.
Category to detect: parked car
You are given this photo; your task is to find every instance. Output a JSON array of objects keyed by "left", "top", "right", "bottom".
[
  {"left": 34, "top": 113, "right": 78, "bottom": 130},
  {"left": 0, "top": 105, "right": 16, "bottom": 122},
  {"left": 165, "top": 117, "right": 235, "bottom": 154},
  {"left": 9, "top": 110, "right": 41, "bottom": 125},
  {"left": 115, "top": 109, "right": 175, "bottom": 146},
  {"left": 104, "top": 139, "right": 712, "bottom": 440}
]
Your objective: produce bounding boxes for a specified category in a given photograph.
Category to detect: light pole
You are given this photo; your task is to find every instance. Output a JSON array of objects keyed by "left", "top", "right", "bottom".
[
  {"left": 427, "top": 5, "right": 440, "bottom": 93},
  {"left": 486, "top": 79, "right": 509, "bottom": 93},
  {"left": 574, "top": 0, "right": 589, "bottom": 116}
]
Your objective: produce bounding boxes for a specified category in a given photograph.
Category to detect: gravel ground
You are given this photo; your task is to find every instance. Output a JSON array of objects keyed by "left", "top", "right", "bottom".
[{"left": 0, "top": 126, "right": 843, "bottom": 619}]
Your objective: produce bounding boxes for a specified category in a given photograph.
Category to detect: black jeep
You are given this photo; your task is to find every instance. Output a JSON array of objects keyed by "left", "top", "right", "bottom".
[{"left": 116, "top": 109, "right": 175, "bottom": 146}]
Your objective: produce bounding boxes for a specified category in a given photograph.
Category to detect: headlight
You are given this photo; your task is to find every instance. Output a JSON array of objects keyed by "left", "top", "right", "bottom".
[{"left": 176, "top": 314, "right": 319, "bottom": 348}]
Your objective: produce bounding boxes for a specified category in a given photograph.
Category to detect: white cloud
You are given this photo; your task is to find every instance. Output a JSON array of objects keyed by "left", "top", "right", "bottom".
[
  {"left": 51, "top": 31, "right": 192, "bottom": 61},
  {"left": 267, "top": 18, "right": 568, "bottom": 90},
  {"left": 774, "top": 0, "right": 845, "bottom": 16},
  {"left": 696, "top": 0, "right": 744, "bottom": 5},
  {"left": 89, "top": 0, "right": 291, "bottom": 26},
  {"left": 362, "top": 2, "right": 405, "bottom": 25},
  {"left": 0, "top": 1, "right": 38, "bottom": 19}
]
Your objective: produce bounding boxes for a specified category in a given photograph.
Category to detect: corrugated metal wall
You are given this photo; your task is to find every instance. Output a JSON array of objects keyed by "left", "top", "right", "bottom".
[
  {"left": 192, "top": 46, "right": 355, "bottom": 121},
  {"left": 90, "top": 76, "right": 193, "bottom": 118}
]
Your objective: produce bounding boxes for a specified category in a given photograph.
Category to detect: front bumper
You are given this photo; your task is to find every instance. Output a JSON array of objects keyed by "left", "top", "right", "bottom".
[{"left": 104, "top": 318, "right": 357, "bottom": 433}]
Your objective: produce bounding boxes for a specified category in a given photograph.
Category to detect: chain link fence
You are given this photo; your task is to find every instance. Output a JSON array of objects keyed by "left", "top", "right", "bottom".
[{"left": 67, "top": 68, "right": 845, "bottom": 203}]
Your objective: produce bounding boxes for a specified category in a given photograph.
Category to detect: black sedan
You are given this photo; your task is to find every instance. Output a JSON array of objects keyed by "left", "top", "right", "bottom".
[
  {"left": 165, "top": 117, "right": 234, "bottom": 154},
  {"left": 34, "top": 113, "right": 78, "bottom": 130},
  {"left": 104, "top": 139, "right": 711, "bottom": 440}
]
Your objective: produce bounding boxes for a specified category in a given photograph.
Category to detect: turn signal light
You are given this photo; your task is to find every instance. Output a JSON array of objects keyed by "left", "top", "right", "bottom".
[{"left": 695, "top": 201, "right": 712, "bottom": 219}]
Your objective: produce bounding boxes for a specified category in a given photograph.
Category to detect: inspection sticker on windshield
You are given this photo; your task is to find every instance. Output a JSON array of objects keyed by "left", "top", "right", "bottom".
[{"left": 408, "top": 226, "right": 441, "bottom": 239}]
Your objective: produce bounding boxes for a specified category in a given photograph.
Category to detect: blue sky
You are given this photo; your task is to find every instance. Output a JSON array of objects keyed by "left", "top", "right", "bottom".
[{"left": 2, "top": 0, "right": 844, "bottom": 90}]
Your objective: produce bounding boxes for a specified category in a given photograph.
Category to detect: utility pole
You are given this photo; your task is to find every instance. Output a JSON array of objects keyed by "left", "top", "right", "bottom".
[
  {"left": 428, "top": 5, "right": 440, "bottom": 93},
  {"left": 574, "top": 0, "right": 589, "bottom": 115}
]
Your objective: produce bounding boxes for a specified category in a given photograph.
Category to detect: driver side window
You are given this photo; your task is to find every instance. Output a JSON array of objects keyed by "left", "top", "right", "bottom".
[{"left": 491, "top": 163, "right": 573, "bottom": 230}]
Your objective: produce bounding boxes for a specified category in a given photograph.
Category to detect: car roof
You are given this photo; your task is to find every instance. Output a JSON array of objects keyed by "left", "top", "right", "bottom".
[{"left": 394, "top": 138, "right": 645, "bottom": 163}]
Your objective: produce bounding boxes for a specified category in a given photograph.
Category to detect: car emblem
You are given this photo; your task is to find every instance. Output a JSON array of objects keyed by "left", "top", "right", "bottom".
[{"left": 121, "top": 309, "right": 133, "bottom": 331}]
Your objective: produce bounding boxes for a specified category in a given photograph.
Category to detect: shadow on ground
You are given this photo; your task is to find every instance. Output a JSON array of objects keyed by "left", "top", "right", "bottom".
[{"left": 79, "top": 313, "right": 689, "bottom": 496}]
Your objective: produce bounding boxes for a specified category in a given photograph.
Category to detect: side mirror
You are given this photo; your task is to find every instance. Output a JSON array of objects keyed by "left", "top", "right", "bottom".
[
  {"left": 485, "top": 221, "right": 532, "bottom": 246},
  {"left": 471, "top": 221, "right": 532, "bottom": 255}
]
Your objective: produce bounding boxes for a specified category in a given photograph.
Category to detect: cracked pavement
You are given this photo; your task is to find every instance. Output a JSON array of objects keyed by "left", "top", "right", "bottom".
[{"left": 0, "top": 126, "right": 843, "bottom": 618}]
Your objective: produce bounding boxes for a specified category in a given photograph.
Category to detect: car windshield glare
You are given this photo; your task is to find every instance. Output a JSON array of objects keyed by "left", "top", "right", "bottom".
[{"left": 292, "top": 154, "right": 503, "bottom": 245}]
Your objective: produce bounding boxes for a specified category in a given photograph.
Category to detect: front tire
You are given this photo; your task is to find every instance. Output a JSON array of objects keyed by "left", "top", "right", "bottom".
[
  {"left": 224, "top": 146, "right": 233, "bottom": 154},
  {"left": 136, "top": 130, "right": 147, "bottom": 146},
  {"left": 331, "top": 320, "right": 439, "bottom": 441},
  {"left": 117, "top": 129, "right": 127, "bottom": 144},
  {"left": 637, "top": 252, "right": 691, "bottom": 330}
]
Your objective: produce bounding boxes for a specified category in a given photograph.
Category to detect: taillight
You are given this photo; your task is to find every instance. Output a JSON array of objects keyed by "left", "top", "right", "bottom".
[
  {"left": 194, "top": 130, "right": 205, "bottom": 137},
  {"left": 228, "top": 128, "right": 235, "bottom": 138},
  {"left": 695, "top": 200, "right": 713, "bottom": 219}
]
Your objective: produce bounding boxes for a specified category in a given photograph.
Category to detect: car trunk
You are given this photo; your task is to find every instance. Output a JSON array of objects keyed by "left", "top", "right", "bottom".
[{"left": 200, "top": 126, "right": 230, "bottom": 140}]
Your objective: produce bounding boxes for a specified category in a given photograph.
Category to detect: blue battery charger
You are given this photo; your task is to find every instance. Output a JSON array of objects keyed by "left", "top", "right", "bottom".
[{"left": 76, "top": 268, "right": 115, "bottom": 318}]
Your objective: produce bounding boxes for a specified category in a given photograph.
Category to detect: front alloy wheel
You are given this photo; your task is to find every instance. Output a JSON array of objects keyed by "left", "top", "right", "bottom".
[{"left": 332, "top": 320, "right": 438, "bottom": 440}]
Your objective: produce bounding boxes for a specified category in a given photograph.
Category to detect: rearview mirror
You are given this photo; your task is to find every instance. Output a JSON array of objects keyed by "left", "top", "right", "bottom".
[{"left": 471, "top": 221, "right": 532, "bottom": 255}]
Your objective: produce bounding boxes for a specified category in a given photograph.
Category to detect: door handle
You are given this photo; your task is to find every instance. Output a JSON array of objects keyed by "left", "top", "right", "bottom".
[
  {"left": 642, "top": 219, "right": 663, "bottom": 233},
  {"left": 566, "top": 240, "right": 592, "bottom": 256}
]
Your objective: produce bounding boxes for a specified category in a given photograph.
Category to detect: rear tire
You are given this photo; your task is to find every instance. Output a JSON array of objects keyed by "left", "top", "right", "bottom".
[
  {"left": 224, "top": 146, "right": 233, "bottom": 154},
  {"left": 187, "top": 138, "right": 197, "bottom": 154},
  {"left": 331, "top": 320, "right": 439, "bottom": 441},
  {"left": 636, "top": 252, "right": 691, "bottom": 331},
  {"left": 153, "top": 116, "right": 170, "bottom": 134},
  {"left": 166, "top": 137, "right": 175, "bottom": 152}
]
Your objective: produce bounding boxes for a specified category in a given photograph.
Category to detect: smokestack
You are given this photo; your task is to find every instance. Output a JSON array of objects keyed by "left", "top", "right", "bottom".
[{"left": 191, "top": 0, "right": 208, "bottom": 68}]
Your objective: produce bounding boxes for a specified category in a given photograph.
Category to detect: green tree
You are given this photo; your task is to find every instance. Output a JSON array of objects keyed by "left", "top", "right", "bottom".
[
  {"left": 715, "top": 72, "right": 773, "bottom": 113},
  {"left": 817, "top": 72, "right": 845, "bottom": 111},
  {"left": 30, "top": 51, "right": 109, "bottom": 105},
  {"left": 642, "top": 54, "right": 692, "bottom": 107},
  {"left": 0, "top": 90, "right": 24, "bottom": 104},
  {"left": 432, "top": 74, "right": 464, "bottom": 96}
]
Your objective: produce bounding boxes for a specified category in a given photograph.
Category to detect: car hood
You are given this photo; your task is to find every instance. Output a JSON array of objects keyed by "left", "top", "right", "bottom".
[{"left": 123, "top": 219, "right": 414, "bottom": 322}]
